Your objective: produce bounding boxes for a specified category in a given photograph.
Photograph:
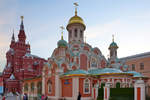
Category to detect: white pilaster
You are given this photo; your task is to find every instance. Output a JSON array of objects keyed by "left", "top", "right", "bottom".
[
  {"left": 73, "top": 77, "right": 79, "bottom": 100},
  {"left": 55, "top": 73, "right": 60, "bottom": 98},
  {"left": 134, "top": 79, "right": 145, "bottom": 100},
  {"left": 104, "top": 82, "right": 110, "bottom": 100},
  {"left": 42, "top": 71, "right": 45, "bottom": 94}
]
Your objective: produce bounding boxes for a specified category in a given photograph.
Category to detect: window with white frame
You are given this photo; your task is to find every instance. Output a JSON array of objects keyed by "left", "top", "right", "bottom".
[
  {"left": 84, "top": 79, "right": 90, "bottom": 94},
  {"left": 47, "top": 80, "right": 52, "bottom": 93}
]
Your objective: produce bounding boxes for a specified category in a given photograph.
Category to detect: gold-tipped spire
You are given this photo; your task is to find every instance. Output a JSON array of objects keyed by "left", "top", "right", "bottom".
[
  {"left": 21, "top": 16, "right": 24, "bottom": 21},
  {"left": 60, "top": 26, "right": 64, "bottom": 40},
  {"left": 11, "top": 29, "right": 15, "bottom": 42},
  {"left": 112, "top": 34, "right": 114, "bottom": 42},
  {"left": 74, "top": 2, "right": 79, "bottom": 16}
]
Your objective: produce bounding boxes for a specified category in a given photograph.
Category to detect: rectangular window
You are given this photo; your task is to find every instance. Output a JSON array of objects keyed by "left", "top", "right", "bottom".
[
  {"left": 132, "top": 64, "right": 135, "bottom": 71},
  {"left": 140, "top": 63, "right": 144, "bottom": 70}
]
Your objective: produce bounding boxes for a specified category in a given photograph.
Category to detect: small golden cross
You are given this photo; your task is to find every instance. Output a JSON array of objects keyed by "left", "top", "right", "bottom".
[
  {"left": 74, "top": 3, "right": 79, "bottom": 15},
  {"left": 60, "top": 26, "right": 64, "bottom": 39}
]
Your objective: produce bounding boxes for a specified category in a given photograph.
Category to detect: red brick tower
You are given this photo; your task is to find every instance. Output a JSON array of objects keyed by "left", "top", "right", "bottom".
[{"left": 2, "top": 16, "right": 46, "bottom": 93}]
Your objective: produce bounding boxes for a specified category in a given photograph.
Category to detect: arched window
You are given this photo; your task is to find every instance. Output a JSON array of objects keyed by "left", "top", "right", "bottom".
[
  {"left": 31, "top": 82, "right": 34, "bottom": 92},
  {"left": 69, "top": 30, "right": 72, "bottom": 38},
  {"left": 116, "top": 82, "right": 120, "bottom": 88},
  {"left": 84, "top": 79, "right": 90, "bottom": 94},
  {"left": 74, "top": 29, "right": 78, "bottom": 37},
  {"left": 47, "top": 80, "right": 52, "bottom": 93},
  {"left": 24, "top": 83, "right": 28, "bottom": 92}
]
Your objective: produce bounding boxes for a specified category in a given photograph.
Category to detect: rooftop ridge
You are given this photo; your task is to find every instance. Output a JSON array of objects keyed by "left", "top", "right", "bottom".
[{"left": 119, "top": 51, "right": 150, "bottom": 60}]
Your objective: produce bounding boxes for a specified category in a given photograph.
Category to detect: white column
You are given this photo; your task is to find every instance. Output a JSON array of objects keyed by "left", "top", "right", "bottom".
[
  {"left": 42, "top": 70, "right": 45, "bottom": 94},
  {"left": 55, "top": 73, "right": 60, "bottom": 99},
  {"left": 92, "top": 83, "right": 99, "bottom": 100},
  {"left": 134, "top": 79, "right": 145, "bottom": 100},
  {"left": 104, "top": 83, "right": 110, "bottom": 100},
  {"left": 73, "top": 77, "right": 79, "bottom": 100}
]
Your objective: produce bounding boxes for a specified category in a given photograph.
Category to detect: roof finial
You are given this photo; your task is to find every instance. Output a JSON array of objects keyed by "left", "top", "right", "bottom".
[
  {"left": 60, "top": 26, "right": 65, "bottom": 40},
  {"left": 11, "top": 29, "right": 15, "bottom": 42},
  {"left": 21, "top": 16, "right": 24, "bottom": 21},
  {"left": 74, "top": 2, "right": 79, "bottom": 16},
  {"left": 112, "top": 34, "right": 114, "bottom": 42},
  {"left": 20, "top": 16, "right": 24, "bottom": 30}
]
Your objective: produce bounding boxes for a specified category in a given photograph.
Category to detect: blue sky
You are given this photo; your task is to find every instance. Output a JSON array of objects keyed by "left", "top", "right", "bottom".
[{"left": 0, "top": 0, "right": 150, "bottom": 72}]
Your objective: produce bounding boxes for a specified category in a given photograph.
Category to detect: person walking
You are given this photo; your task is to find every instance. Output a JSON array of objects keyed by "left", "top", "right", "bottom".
[
  {"left": 41, "top": 94, "right": 45, "bottom": 100},
  {"left": 77, "top": 92, "right": 81, "bottom": 100},
  {"left": 2, "top": 96, "right": 5, "bottom": 100}
]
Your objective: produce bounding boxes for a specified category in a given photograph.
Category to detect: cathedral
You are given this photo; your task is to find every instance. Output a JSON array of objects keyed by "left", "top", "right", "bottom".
[
  {"left": 0, "top": 4, "right": 148, "bottom": 100},
  {"left": 22, "top": 5, "right": 147, "bottom": 100}
]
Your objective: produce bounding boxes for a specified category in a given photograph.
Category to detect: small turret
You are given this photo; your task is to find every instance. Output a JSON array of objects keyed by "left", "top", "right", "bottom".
[
  {"left": 108, "top": 35, "right": 118, "bottom": 63},
  {"left": 57, "top": 26, "right": 68, "bottom": 48}
]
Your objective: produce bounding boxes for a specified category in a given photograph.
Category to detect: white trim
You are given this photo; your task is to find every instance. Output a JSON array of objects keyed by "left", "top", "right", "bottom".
[
  {"left": 55, "top": 74, "right": 60, "bottom": 98},
  {"left": 83, "top": 78, "right": 90, "bottom": 94},
  {"left": 73, "top": 77, "right": 79, "bottom": 99},
  {"left": 42, "top": 71, "right": 45, "bottom": 94}
]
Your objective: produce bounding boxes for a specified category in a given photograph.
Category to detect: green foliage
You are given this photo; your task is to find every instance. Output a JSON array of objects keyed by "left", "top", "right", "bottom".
[
  {"left": 97, "top": 88, "right": 104, "bottom": 100},
  {"left": 110, "top": 88, "right": 134, "bottom": 100}
]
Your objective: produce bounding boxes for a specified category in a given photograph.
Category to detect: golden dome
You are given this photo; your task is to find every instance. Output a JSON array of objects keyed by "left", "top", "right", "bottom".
[{"left": 67, "top": 15, "right": 86, "bottom": 29}]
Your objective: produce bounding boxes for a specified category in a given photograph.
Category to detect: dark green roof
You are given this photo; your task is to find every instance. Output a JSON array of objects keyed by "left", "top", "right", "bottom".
[
  {"left": 57, "top": 39, "right": 68, "bottom": 47},
  {"left": 109, "top": 42, "right": 118, "bottom": 49}
]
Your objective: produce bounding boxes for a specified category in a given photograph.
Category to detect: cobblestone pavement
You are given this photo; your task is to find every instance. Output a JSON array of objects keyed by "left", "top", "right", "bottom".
[{"left": 6, "top": 96, "right": 20, "bottom": 100}]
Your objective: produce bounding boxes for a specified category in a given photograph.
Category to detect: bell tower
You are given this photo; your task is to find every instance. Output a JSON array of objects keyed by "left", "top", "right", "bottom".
[{"left": 66, "top": 3, "right": 86, "bottom": 43}]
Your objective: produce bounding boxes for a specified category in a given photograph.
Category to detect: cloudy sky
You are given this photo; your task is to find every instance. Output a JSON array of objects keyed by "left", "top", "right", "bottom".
[{"left": 0, "top": 0, "right": 150, "bottom": 72}]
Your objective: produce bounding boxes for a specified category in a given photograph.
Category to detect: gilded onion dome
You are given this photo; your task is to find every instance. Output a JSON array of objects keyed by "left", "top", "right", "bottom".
[
  {"left": 67, "top": 15, "right": 85, "bottom": 28},
  {"left": 66, "top": 4, "right": 86, "bottom": 30}
]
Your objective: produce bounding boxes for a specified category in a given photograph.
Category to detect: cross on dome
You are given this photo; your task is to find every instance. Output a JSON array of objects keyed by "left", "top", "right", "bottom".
[
  {"left": 112, "top": 34, "right": 114, "bottom": 42},
  {"left": 74, "top": 2, "right": 79, "bottom": 16},
  {"left": 60, "top": 26, "right": 64, "bottom": 40}
]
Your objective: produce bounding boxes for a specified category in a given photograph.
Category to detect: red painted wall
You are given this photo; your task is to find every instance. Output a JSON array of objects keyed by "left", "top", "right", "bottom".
[
  {"left": 62, "top": 78, "right": 72, "bottom": 97},
  {"left": 79, "top": 78, "right": 92, "bottom": 97},
  {"left": 80, "top": 54, "right": 87, "bottom": 70}
]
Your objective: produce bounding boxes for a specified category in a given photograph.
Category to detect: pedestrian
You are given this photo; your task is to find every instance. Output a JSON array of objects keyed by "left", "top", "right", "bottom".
[
  {"left": 77, "top": 92, "right": 81, "bottom": 100},
  {"left": 45, "top": 95, "right": 48, "bottom": 100},
  {"left": 41, "top": 94, "right": 45, "bottom": 100},
  {"left": 23, "top": 93, "right": 28, "bottom": 100},
  {"left": 2, "top": 96, "right": 5, "bottom": 100}
]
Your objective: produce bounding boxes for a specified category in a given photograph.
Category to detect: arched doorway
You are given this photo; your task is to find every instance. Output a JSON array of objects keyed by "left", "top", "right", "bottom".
[{"left": 116, "top": 82, "right": 120, "bottom": 88}]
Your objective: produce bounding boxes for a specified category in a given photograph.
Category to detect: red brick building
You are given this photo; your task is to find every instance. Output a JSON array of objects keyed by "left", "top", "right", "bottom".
[{"left": 2, "top": 16, "right": 46, "bottom": 94}]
